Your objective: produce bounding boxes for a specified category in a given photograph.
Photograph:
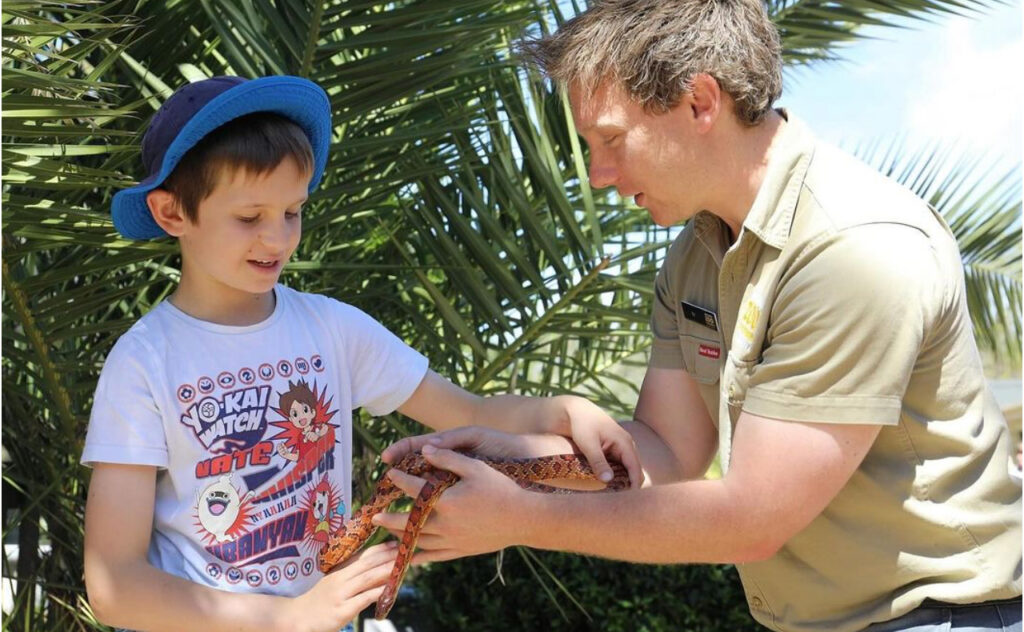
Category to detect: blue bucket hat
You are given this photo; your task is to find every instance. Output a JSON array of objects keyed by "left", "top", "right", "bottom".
[{"left": 111, "top": 75, "right": 331, "bottom": 240}]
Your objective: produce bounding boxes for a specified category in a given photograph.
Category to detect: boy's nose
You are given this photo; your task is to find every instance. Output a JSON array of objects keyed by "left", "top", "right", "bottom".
[{"left": 258, "top": 218, "right": 294, "bottom": 250}]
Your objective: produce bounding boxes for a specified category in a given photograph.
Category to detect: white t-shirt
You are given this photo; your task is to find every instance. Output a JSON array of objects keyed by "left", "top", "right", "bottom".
[{"left": 81, "top": 285, "right": 428, "bottom": 597}]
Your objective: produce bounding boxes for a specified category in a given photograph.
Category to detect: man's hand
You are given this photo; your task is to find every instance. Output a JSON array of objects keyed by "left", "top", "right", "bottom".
[
  {"left": 373, "top": 445, "right": 533, "bottom": 563},
  {"left": 284, "top": 542, "right": 398, "bottom": 632}
]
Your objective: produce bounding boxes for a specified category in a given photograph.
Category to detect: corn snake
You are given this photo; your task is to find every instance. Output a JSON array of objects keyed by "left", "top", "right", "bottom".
[{"left": 317, "top": 451, "right": 630, "bottom": 620}]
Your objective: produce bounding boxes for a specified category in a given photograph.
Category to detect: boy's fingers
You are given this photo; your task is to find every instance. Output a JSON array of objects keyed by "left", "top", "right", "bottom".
[
  {"left": 343, "top": 585, "right": 386, "bottom": 614},
  {"left": 584, "top": 447, "right": 614, "bottom": 484},
  {"left": 331, "top": 556, "right": 393, "bottom": 595},
  {"left": 616, "top": 441, "right": 645, "bottom": 489},
  {"left": 348, "top": 541, "right": 398, "bottom": 566},
  {"left": 333, "top": 542, "right": 397, "bottom": 577}
]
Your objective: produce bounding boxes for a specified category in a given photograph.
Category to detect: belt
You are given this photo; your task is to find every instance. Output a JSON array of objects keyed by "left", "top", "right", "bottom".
[{"left": 919, "top": 596, "right": 1022, "bottom": 609}]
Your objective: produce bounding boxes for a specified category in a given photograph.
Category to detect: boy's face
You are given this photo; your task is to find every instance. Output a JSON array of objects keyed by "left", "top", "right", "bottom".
[{"left": 177, "top": 158, "right": 309, "bottom": 300}]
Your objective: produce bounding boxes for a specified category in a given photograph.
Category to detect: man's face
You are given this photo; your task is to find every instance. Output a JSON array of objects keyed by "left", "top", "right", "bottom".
[
  {"left": 570, "top": 81, "right": 704, "bottom": 227},
  {"left": 177, "top": 158, "right": 308, "bottom": 300}
]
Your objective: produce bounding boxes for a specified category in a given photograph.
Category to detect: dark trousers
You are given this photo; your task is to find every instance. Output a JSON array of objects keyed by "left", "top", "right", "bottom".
[{"left": 862, "top": 597, "right": 1023, "bottom": 632}]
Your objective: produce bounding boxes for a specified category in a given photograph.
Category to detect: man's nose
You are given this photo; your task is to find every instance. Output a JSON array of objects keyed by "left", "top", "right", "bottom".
[{"left": 588, "top": 155, "right": 617, "bottom": 190}]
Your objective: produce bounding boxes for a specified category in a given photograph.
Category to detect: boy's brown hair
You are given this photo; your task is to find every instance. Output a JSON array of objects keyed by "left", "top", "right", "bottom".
[{"left": 161, "top": 112, "right": 314, "bottom": 222}]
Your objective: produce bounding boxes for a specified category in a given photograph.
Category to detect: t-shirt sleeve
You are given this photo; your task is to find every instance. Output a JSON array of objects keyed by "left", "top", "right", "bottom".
[
  {"left": 743, "top": 223, "right": 944, "bottom": 425},
  {"left": 81, "top": 335, "right": 169, "bottom": 468},
  {"left": 335, "top": 303, "right": 429, "bottom": 416}
]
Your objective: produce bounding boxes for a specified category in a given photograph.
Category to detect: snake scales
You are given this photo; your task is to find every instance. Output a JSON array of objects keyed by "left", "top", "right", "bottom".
[{"left": 317, "top": 451, "right": 630, "bottom": 620}]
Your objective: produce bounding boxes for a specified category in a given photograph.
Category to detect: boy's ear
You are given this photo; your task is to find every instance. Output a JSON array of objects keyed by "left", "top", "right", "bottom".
[{"left": 146, "top": 189, "right": 189, "bottom": 237}]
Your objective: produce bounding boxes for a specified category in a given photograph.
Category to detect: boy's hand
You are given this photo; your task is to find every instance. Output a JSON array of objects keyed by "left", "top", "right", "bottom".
[
  {"left": 554, "top": 395, "right": 644, "bottom": 489},
  {"left": 382, "top": 426, "right": 534, "bottom": 464},
  {"left": 283, "top": 542, "right": 397, "bottom": 632}
]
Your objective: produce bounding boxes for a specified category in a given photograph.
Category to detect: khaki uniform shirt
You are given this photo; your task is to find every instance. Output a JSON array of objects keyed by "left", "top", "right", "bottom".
[{"left": 649, "top": 114, "right": 1022, "bottom": 632}]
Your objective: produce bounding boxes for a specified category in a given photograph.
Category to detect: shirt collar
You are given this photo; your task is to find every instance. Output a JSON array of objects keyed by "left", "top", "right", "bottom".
[{"left": 740, "top": 109, "right": 816, "bottom": 250}]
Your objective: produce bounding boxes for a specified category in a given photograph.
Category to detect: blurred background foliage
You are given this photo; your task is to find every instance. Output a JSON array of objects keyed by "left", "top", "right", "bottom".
[{"left": 2, "top": 0, "right": 1019, "bottom": 630}]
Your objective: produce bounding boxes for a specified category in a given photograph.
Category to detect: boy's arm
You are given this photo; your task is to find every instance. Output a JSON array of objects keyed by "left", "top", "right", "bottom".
[
  {"left": 396, "top": 370, "right": 642, "bottom": 486},
  {"left": 84, "top": 463, "right": 396, "bottom": 632}
]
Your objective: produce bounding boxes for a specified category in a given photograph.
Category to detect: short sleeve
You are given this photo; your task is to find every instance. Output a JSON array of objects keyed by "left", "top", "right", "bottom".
[
  {"left": 335, "top": 303, "right": 429, "bottom": 416},
  {"left": 744, "top": 223, "right": 943, "bottom": 425},
  {"left": 81, "top": 335, "right": 169, "bottom": 467},
  {"left": 649, "top": 250, "right": 686, "bottom": 370}
]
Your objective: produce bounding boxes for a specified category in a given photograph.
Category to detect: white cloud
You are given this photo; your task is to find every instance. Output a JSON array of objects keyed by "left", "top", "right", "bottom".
[{"left": 903, "top": 11, "right": 1022, "bottom": 163}]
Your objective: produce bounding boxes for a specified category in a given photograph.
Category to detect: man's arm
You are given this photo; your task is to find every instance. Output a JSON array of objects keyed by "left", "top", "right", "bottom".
[
  {"left": 84, "top": 463, "right": 396, "bottom": 632},
  {"left": 393, "top": 412, "right": 879, "bottom": 564}
]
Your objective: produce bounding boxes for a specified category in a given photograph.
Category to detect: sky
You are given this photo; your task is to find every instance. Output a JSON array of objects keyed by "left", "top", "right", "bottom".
[{"left": 780, "top": 2, "right": 1022, "bottom": 175}]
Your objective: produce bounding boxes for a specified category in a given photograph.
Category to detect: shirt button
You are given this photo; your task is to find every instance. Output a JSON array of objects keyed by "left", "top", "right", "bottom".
[{"left": 751, "top": 597, "right": 764, "bottom": 609}]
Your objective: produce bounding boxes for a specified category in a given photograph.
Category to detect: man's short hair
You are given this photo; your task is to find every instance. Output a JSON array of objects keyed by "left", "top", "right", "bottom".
[
  {"left": 519, "top": 0, "right": 783, "bottom": 125},
  {"left": 162, "top": 112, "right": 315, "bottom": 222}
]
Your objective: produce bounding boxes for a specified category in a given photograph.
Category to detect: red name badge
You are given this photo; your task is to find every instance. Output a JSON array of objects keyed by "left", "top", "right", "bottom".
[{"left": 698, "top": 344, "right": 721, "bottom": 359}]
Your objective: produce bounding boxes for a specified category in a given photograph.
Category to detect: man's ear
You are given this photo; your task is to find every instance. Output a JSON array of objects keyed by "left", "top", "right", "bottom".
[
  {"left": 687, "top": 73, "right": 721, "bottom": 133},
  {"left": 146, "top": 189, "right": 188, "bottom": 237}
]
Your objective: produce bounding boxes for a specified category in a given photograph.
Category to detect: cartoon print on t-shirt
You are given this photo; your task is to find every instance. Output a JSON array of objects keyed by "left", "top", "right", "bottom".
[
  {"left": 195, "top": 475, "right": 254, "bottom": 543},
  {"left": 275, "top": 380, "right": 331, "bottom": 462},
  {"left": 178, "top": 362, "right": 343, "bottom": 574},
  {"left": 247, "top": 379, "right": 337, "bottom": 504},
  {"left": 302, "top": 477, "right": 346, "bottom": 547}
]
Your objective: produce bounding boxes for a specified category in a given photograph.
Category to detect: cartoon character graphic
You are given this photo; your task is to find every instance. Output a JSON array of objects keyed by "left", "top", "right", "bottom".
[
  {"left": 275, "top": 380, "right": 330, "bottom": 462},
  {"left": 196, "top": 475, "right": 254, "bottom": 543},
  {"left": 303, "top": 478, "right": 345, "bottom": 545},
  {"left": 249, "top": 379, "right": 338, "bottom": 504}
]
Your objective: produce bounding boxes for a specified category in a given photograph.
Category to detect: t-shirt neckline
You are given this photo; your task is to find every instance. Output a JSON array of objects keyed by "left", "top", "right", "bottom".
[{"left": 159, "top": 285, "right": 286, "bottom": 334}]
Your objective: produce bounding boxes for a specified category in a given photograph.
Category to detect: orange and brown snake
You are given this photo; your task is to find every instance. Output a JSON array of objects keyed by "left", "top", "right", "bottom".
[{"left": 317, "top": 451, "right": 630, "bottom": 620}]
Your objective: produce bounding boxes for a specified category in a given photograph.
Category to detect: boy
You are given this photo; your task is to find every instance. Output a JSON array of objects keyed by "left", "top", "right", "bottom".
[{"left": 82, "top": 75, "right": 640, "bottom": 632}]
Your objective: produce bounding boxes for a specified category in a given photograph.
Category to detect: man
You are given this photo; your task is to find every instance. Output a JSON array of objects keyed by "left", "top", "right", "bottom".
[{"left": 376, "top": 1, "right": 1022, "bottom": 630}]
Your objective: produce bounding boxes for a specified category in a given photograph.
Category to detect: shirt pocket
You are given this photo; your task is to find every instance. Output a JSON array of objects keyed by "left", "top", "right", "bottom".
[{"left": 679, "top": 334, "right": 723, "bottom": 385}]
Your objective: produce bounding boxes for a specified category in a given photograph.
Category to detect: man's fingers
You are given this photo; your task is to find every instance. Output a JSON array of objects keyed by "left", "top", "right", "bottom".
[
  {"left": 407, "top": 532, "right": 446, "bottom": 550},
  {"left": 421, "top": 445, "right": 482, "bottom": 476},
  {"left": 386, "top": 468, "right": 427, "bottom": 497},
  {"left": 372, "top": 510, "right": 412, "bottom": 533},
  {"left": 410, "top": 548, "right": 464, "bottom": 565},
  {"left": 382, "top": 435, "right": 437, "bottom": 463}
]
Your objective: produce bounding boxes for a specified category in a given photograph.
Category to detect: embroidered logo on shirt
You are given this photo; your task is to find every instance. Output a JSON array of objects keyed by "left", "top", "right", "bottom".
[
  {"left": 738, "top": 298, "right": 762, "bottom": 343},
  {"left": 698, "top": 344, "right": 721, "bottom": 359}
]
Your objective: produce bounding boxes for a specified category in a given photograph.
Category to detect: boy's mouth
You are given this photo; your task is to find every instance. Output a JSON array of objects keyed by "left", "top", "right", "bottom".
[{"left": 248, "top": 258, "right": 279, "bottom": 269}]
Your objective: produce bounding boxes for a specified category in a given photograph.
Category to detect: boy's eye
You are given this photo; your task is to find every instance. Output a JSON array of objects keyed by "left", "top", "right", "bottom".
[{"left": 238, "top": 215, "right": 258, "bottom": 223}]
